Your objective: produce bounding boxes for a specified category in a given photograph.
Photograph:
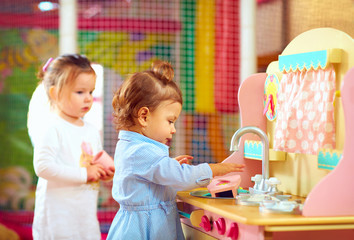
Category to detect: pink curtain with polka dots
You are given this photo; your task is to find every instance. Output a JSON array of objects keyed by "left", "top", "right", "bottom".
[{"left": 273, "top": 66, "right": 336, "bottom": 155}]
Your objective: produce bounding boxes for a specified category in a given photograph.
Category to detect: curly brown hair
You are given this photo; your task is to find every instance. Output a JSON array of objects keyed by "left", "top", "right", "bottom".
[{"left": 112, "top": 60, "right": 182, "bottom": 131}]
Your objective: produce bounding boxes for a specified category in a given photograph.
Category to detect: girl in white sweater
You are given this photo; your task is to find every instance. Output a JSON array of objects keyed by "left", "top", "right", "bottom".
[{"left": 32, "top": 54, "right": 114, "bottom": 240}]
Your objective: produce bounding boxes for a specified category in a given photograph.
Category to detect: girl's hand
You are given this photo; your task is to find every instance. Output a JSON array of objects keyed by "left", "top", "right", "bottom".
[
  {"left": 209, "top": 163, "right": 245, "bottom": 177},
  {"left": 100, "top": 166, "right": 115, "bottom": 181},
  {"left": 86, "top": 164, "right": 106, "bottom": 182},
  {"left": 175, "top": 155, "right": 193, "bottom": 165}
]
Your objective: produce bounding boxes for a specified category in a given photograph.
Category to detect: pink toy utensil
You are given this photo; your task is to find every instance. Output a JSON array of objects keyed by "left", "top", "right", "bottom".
[{"left": 207, "top": 174, "right": 241, "bottom": 198}]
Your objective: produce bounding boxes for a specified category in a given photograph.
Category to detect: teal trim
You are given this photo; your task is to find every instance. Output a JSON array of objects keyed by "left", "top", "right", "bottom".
[
  {"left": 244, "top": 141, "right": 263, "bottom": 160},
  {"left": 279, "top": 50, "right": 328, "bottom": 72},
  {"left": 317, "top": 150, "right": 342, "bottom": 170},
  {"left": 178, "top": 211, "right": 191, "bottom": 219}
]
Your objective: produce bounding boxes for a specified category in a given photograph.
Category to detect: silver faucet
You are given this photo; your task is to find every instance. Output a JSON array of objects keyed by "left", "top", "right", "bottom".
[{"left": 230, "top": 126, "right": 269, "bottom": 192}]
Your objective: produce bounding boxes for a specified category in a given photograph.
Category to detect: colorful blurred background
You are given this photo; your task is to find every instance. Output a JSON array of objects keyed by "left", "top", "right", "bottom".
[{"left": 0, "top": 0, "right": 353, "bottom": 239}]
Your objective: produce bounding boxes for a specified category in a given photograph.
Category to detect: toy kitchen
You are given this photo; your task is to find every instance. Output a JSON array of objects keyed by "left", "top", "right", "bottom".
[{"left": 177, "top": 28, "right": 354, "bottom": 240}]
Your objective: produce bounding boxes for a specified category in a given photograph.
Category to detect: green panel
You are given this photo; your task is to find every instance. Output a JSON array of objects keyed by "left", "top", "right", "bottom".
[{"left": 180, "top": 0, "right": 196, "bottom": 113}]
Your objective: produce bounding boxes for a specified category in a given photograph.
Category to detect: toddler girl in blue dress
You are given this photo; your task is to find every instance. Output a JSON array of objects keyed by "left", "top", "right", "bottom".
[{"left": 107, "top": 60, "right": 244, "bottom": 240}]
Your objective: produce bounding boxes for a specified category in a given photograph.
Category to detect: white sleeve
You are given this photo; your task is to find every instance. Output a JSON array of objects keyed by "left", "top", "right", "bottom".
[
  {"left": 27, "top": 84, "right": 55, "bottom": 148},
  {"left": 33, "top": 127, "right": 87, "bottom": 184}
]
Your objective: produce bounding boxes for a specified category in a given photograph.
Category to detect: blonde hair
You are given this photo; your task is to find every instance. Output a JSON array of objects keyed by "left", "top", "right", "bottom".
[
  {"left": 37, "top": 54, "right": 95, "bottom": 106},
  {"left": 112, "top": 60, "right": 182, "bottom": 131}
]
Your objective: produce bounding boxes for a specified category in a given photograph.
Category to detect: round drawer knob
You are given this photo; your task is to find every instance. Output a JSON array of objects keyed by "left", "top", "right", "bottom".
[
  {"left": 199, "top": 215, "right": 211, "bottom": 232},
  {"left": 227, "top": 222, "right": 239, "bottom": 240},
  {"left": 213, "top": 217, "right": 226, "bottom": 235}
]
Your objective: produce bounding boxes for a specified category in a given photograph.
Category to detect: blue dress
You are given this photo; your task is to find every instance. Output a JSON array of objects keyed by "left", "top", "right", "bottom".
[{"left": 107, "top": 130, "right": 212, "bottom": 240}]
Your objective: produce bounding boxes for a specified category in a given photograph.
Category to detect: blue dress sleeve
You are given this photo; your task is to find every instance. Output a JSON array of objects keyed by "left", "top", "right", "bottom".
[{"left": 139, "top": 156, "right": 212, "bottom": 191}]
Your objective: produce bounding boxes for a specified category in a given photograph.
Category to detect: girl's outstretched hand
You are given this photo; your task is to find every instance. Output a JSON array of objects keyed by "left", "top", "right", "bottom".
[
  {"left": 86, "top": 164, "right": 106, "bottom": 182},
  {"left": 209, "top": 163, "right": 245, "bottom": 177},
  {"left": 175, "top": 155, "right": 193, "bottom": 165}
]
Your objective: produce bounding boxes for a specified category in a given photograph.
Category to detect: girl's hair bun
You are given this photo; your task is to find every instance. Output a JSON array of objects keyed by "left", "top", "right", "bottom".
[{"left": 151, "top": 60, "right": 174, "bottom": 83}]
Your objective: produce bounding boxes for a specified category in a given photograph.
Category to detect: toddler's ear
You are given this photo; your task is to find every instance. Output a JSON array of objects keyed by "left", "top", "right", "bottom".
[
  {"left": 137, "top": 107, "right": 149, "bottom": 127},
  {"left": 49, "top": 86, "right": 57, "bottom": 101}
]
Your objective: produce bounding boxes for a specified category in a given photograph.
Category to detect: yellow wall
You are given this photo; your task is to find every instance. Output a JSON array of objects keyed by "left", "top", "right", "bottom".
[{"left": 287, "top": 0, "right": 354, "bottom": 41}]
